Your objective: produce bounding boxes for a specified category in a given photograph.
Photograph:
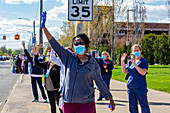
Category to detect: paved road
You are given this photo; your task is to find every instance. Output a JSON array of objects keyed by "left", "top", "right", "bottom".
[{"left": 0, "top": 60, "right": 20, "bottom": 111}]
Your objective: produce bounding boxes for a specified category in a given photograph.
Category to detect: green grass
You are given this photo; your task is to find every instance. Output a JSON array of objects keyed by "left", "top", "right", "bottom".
[{"left": 111, "top": 65, "right": 170, "bottom": 93}]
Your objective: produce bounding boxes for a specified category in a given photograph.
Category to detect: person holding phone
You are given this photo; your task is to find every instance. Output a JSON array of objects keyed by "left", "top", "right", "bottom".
[
  {"left": 97, "top": 51, "right": 113, "bottom": 101},
  {"left": 121, "top": 44, "right": 150, "bottom": 113},
  {"left": 41, "top": 11, "right": 115, "bottom": 113}
]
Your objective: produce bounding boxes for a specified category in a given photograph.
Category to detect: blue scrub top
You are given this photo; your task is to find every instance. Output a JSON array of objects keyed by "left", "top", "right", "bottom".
[{"left": 126, "top": 58, "right": 148, "bottom": 88}]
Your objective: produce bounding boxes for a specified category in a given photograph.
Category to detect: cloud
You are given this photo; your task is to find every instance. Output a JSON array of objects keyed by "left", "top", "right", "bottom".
[
  {"left": 0, "top": 16, "right": 40, "bottom": 50},
  {"left": 120, "top": 0, "right": 169, "bottom": 23},
  {"left": 5, "top": 0, "right": 39, "bottom": 4},
  {"left": 146, "top": 5, "right": 169, "bottom": 22},
  {"left": 55, "top": 0, "right": 65, "bottom": 4},
  {"left": 0, "top": 18, "right": 39, "bottom": 36},
  {"left": 157, "top": 17, "right": 170, "bottom": 23},
  {"left": 143, "top": 0, "right": 165, "bottom": 4},
  {"left": 5, "top": 0, "right": 46, "bottom": 4},
  {"left": 47, "top": 1, "right": 68, "bottom": 21},
  {"left": 0, "top": 40, "right": 29, "bottom": 50}
]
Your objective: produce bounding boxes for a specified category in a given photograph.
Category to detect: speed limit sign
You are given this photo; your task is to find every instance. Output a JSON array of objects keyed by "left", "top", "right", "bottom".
[{"left": 68, "top": 0, "right": 93, "bottom": 21}]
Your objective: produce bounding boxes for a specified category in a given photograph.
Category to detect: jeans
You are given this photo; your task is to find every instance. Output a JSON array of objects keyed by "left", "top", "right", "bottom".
[{"left": 31, "top": 77, "right": 47, "bottom": 100}]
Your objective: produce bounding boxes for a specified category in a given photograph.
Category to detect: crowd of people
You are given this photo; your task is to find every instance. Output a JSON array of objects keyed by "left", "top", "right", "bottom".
[
  {"left": 10, "top": 54, "right": 29, "bottom": 74},
  {"left": 9, "top": 11, "right": 150, "bottom": 113}
]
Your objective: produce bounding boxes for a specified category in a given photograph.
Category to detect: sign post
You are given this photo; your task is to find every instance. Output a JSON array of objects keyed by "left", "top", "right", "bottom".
[
  {"left": 68, "top": 0, "right": 93, "bottom": 21},
  {"left": 32, "top": 37, "right": 36, "bottom": 44}
]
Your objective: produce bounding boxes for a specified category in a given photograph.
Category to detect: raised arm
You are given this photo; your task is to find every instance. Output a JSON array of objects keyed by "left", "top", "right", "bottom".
[
  {"left": 131, "top": 57, "right": 148, "bottom": 76},
  {"left": 41, "top": 11, "right": 72, "bottom": 65},
  {"left": 32, "top": 47, "right": 47, "bottom": 69},
  {"left": 121, "top": 53, "right": 128, "bottom": 74},
  {"left": 21, "top": 41, "right": 32, "bottom": 62}
]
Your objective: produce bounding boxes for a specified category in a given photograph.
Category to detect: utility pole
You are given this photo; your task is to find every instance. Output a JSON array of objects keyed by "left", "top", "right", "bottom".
[
  {"left": 33, "top": 20, "right": 36, "bottom": 47},
  {"left": 111, "top": 0, "right": 114, "bottom": 67},
  {"left": 33, "top": 20, "right": 35, "bottom": 38},
  {"left": 39, "top": 0, "right": 43, "bottom": 55},
  {"left": 75, "top": 21, "right": 83, "bottom": 36},
  {"left": 127, "top": 9, "right": 130, "bottom": 46}
]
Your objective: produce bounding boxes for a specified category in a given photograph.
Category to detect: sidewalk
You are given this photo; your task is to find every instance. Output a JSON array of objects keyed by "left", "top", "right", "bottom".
[{"left": 1, "top": 74, "right": 170, "bottom": 113}]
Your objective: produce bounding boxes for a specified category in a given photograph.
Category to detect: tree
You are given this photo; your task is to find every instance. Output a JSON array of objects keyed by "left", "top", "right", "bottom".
[
  {"left": 15, "top": 50, "right": 21, "bottom": 55},
  {"left": 157, "top": 33, "right": 170, "bottom": 64},
  {"left": 59, "top": 21, "right": 75, "bottom": 47},
  {"left": 7, "top": 48, "right": 12, "bottom": 56},
  {"left": 11, "top": 51, "right": 17, "bottom": 55},
  {"left": 0, "top": 51, "right": 3, "bottom": 55},
  {"left": 0, "top": 45, "right": 7, "bottom": 54},
  {"left": 142, "top": 33, "right": 157, "bottom": 64}
]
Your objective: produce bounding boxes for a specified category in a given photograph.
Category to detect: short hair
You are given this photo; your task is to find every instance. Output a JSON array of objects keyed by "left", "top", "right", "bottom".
[
  {"left": 131, "top": 44, "right": 142, "bottom": 51},
  {"left": 102, "top": 51, "right": 111, "bottom": 59},
  {"left": 72, "top": 33, "right": 90, "bottom": 49}
]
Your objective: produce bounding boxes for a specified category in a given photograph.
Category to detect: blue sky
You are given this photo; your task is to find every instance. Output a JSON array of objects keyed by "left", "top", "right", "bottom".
[{"left": 0, "top": 0, "right": 169, "bottom": 50}]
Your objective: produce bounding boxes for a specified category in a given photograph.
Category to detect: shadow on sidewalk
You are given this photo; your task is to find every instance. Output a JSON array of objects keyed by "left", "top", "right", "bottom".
[
  {"left": 96, "top": 102, "right": 126, "bottom": 106},
  {"left": 110, "top": 89, "right": 127, "bottom": 92},
  {"left": 115, "top": 99, "right": 128, "bottom": 103},
  {"left": 149, "top": 102, "right": 170, "bottom": 106}
]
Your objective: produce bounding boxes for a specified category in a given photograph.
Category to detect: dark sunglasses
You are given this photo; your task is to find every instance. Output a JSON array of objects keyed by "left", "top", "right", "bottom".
[{"left": 73, "top": 42, "right": 85, "bottom": 46}]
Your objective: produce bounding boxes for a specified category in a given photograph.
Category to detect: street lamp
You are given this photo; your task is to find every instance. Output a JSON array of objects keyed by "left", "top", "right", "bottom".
[
  {"left": 19, "top": 18, "right": 36, "bottom": 47},
  {"left": 126, "top": 9, "right": 135, "bottom": 46}
]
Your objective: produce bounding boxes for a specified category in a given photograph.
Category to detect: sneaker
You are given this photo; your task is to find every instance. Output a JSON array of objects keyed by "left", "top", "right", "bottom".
[
  {"left": 44, "top": 99, "right": 47, "bottom": 103},
  {"left": 32, "top": 99, "right": 39, "bottom": 102},
  {"left": 97, "top": 97, "right": 103, "bottom": 101}
]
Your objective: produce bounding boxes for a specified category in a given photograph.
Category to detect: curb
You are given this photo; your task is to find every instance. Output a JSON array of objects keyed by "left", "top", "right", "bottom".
[{"left": 0, "top": 74, "right": 23, "bottom": 113}]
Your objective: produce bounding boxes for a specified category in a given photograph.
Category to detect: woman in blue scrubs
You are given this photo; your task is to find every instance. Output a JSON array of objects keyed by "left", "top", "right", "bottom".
[{"left": 121, "top": 44, "right": 150, "bottom": 113}]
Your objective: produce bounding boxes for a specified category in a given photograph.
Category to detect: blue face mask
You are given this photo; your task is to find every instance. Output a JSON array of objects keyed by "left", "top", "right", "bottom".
[
  {"left": 102, "top": 55, "right": 106, "bottom": 59},
  {"left": 133, "top": 52, "right": 141, "bottom": 57},
  {"left": 75, "top": 45, "right": 85, "bottom": 55}
]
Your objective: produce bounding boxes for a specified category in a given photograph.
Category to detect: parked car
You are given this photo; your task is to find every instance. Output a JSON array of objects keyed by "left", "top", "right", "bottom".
[{"left": 0, "top": 56, "right": 4, "bottom": 61}]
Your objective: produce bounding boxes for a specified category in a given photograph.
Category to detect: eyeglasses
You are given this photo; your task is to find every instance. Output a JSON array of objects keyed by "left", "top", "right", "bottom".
[{"left": 73, "top": 42, "right": 85, "bottom": 46}]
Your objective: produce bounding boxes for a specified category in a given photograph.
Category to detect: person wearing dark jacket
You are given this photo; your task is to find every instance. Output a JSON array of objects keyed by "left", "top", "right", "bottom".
[
  {"left": 97, "top": 51, "right": 114, "bottom": 101},
  {"left": 23, "top": 55, "right": 29, "bottom": 74},
  {"left": 32, "top": 47, "right": 62, "bottom": 113},
  {"left": 21, "top": 41, "right": 47, "bottom": 102},
  {"left": 15, "top": 55, "right": 22, "bottom": 73}
]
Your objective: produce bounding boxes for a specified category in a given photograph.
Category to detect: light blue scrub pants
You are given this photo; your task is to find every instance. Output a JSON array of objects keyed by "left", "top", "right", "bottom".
[{"left": 127, "top": 87, "right": 150, "bottom": 113}]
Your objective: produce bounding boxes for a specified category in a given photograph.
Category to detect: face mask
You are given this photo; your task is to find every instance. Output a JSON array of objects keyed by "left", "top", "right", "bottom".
[
  {"left": 75, "top": 45, "right": 85, "bottom": 55},
  {"left": 133, "top": 52, "right": 141, "bottom": 57},
  {"left": 102, "top": 55, "right": 106, "bottom": 59}
]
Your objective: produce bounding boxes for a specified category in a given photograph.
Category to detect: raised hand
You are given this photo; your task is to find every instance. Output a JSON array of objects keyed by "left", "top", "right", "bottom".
[
  {"left": 41, "top": 11, "right": 47, "bottom": 28},
  {"left": 21, "top": 41, "right": 25, "bottom": 47},
  {"left": 32, "top": 47, "right": 38, "bottom": 55},
  {"left": 121, "top": 53, "right": 127, "bottom": 62}
]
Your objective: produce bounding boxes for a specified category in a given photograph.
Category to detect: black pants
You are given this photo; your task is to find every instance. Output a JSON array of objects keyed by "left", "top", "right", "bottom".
[
  {"left": 31, "top": 77, "right": 47, "bottom": 100},
  {"left": 47, "top": 90, "right": 62, "bottom": 113}
]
